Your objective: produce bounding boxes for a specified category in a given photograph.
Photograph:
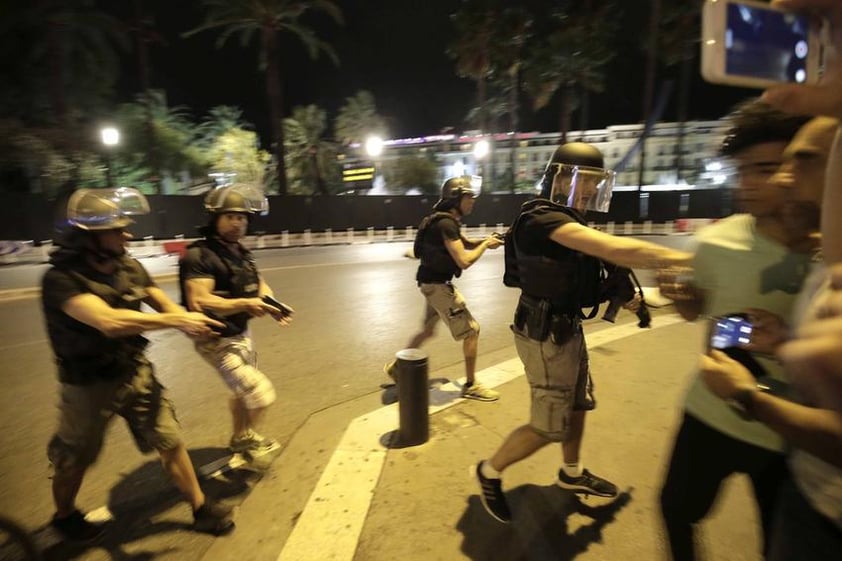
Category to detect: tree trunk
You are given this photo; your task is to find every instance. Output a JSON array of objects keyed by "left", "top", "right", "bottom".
[
  {"left": 133, "top": 0, "right": 161, "bottom": 193},
  {"left": 477, "top": 76, "right": 487, "bottom": 133},
  {"left": 638, "top": 0, "right": 662, "bottom": 190},
  {"left": 263, "top": 27, "right": 288, "bottom": 195}
]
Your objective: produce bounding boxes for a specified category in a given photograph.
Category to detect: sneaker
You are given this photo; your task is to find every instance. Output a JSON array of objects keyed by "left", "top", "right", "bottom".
[
  {"left": 474, "top": 461, "right": 511, "bottom": 523},
  {"left": 461, "top": 383, "right": 499, "bottom": 402},
  {"left": 383, "top": 360, "right": 398, "bottom": 382},
  {"left": 193, "top": 500, "right": 235, "bottom": 535},
  {"left": 556, "top": 468, "right": 618, "bottom": 498},
  {"left": 50, "top": 510, "right": 104, "bottom": 542},
  {"left": 229, "top": 430, "right": 279, "bottom": 459}
]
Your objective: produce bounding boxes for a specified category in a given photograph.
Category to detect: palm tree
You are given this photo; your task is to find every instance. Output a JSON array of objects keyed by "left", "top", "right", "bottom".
[
  {"left": 334, "top": 90, "right": 389, "bottom": 147},
  {"left": 447, "top": 0, "right": 499, "bottom": 134},
  {"left": 186, "top": 0, "right": 343, "bottom": 196},
  {"left": 197, "top": 106, "right": 252, "bottom": 149},
  {"left": 522, "top": 2, "right": 618, "bottom": 143},
  {"left": 284, "top": 104, "right": 338, "bottom": 195}
]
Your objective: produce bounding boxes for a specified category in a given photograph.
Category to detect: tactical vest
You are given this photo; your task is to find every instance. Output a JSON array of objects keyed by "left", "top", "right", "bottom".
[
  {"left": 50, "top": 258, "right": 150, "bottom": 384},
  {"left": 182, "top": 238, "right": 261, "bottom": 337},
  {"left": 414, "top": 212, "right": 462, "bottom": 279},
  {"left": 504, "top": 199, "right": 604, "bottom": 315}
]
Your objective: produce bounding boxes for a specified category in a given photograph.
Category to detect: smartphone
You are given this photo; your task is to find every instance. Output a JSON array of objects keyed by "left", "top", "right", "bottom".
[
  {"left": 262, "top": 295, "right": 295, "bottom": 317},
  {"left": 709, "top": 314, "right": 753, "bottom": 350},
  {"left": 701, "top": 0, "right": 822, "bottom": 88}
]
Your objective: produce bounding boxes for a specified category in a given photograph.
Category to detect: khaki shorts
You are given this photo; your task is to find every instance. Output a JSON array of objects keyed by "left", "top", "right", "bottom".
[
  {"left": 195, "top": 332, "right": 276, "bottom": 410},
  {"left": 48, "top": 358, "right": 182, "bottom": 472},
  {"left": 513, "top": 325, "right": 596, "bottom": 442},
  {"left": 419, "top": 282, "right": 480, "bottom": 341}
]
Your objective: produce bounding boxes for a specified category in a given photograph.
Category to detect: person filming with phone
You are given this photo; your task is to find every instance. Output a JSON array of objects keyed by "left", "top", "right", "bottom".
[
  {"left": 179, "top": 184, "right": 293, "bottom": 466},
  {"left": 698, "top": 1, "right": 842, "bottom": 559}
]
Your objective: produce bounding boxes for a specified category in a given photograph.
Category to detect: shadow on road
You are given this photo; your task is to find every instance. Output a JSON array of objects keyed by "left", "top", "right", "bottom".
[
  {"left": 39, "top": 447, "right": 262, "bottom": 561},
  {"left": 457, "top": 484, "right": 633, "bottom": 561}
]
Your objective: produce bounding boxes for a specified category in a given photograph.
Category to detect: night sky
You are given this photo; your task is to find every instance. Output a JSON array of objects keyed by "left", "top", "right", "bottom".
[{"left": 109, "top": 0, "right": 756, "bottom": 144}]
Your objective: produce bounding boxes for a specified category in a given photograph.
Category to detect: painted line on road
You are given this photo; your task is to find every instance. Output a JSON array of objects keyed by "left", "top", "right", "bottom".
[{"left": 276, "top": 314, "right": 685, "bottom": 561}]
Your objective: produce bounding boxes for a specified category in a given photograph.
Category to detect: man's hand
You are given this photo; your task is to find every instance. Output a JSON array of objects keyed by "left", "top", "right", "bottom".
[
  {"left": 656, "top": 266, "right": 697, "bottom": 301},
  {"left": 623, "top": 293, "right": 642, "bottom": 313},
  {"left": 744, "top": 308, "right": 790, "bottom": 354},
  {"left": 486, "top": 234, "right": 503, "bottom": 249},
  {"left": 700, "top": 350, "right": 758, "bottom": 400},
  {"left": 174, "top": 312, "right": 224, "bottom": 338},
  {"left": 242, "top": 297, "right": 275, "bottom": 318}
]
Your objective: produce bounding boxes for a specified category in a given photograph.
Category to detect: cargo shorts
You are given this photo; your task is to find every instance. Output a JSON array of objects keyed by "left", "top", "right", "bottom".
[
  {"left": 47, "top": 357, "right": 182, "bottom": 472},
  {"left": 419, "top": 282, "right": 480, "bottom": 341},
  {"left": 195, "top": 332, "right": 276, "bottom": 410},
  {"left": 513, "top": 324, "right": 596, "bottom": 442}
]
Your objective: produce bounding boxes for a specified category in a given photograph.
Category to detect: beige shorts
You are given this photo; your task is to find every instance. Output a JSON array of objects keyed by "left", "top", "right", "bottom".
[
  {"left": 513, "top": 325, "right": 595, "bottom": 442},
  {"left": 419, "top": 282, "right": 480, "bottom": 341},
  {"left": 48, "top": 358, "right": 182, "bottom": 472},
  {"left": 195, "top": 332, "right": 276, "bottom": 410}
]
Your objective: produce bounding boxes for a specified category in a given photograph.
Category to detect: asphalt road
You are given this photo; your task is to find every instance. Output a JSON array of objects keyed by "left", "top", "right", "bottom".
[{"left": 0, "top": 236, "right": 693, "bottom": 560}]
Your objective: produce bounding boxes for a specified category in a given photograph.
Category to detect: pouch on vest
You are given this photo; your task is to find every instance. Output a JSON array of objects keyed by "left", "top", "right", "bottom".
[{"left": 549, "top": 314, "right": 580, "bottom": 346}]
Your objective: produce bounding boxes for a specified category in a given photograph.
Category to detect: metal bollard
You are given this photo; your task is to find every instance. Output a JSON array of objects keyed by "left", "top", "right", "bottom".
[{"left": 394, "top": 348, "right": 429, "bottom": 446}]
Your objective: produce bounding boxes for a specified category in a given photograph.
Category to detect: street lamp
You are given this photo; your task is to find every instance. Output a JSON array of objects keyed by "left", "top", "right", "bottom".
[
  {"left": 365, "top": 135, "right": 384, "bottom": 158},
  {"left": 100, "top": 126, "right": 120, "bottom": 187}
]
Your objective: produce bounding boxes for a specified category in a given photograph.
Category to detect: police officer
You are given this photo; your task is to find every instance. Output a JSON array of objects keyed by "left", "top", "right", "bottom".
[
  {"left": 474, "top": 143, "right": 692, "bottom": 523},
  {"left": 42, "top": 188, "right": 235, "bottom": 540},
  {"left": 385, "top": 176, "right": 503, "bottom": 401},
  {"left": 179, "top": 184, "right": 291, "bottom": 463}
]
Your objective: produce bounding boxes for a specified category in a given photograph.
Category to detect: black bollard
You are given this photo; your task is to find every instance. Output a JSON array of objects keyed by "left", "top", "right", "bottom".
[{"left": 394, "top": 348, "right": 429, "bottom": 446}]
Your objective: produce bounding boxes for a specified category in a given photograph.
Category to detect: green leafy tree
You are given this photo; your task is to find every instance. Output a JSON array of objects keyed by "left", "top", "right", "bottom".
[
  {"left": 207, "top": 128, "right": 272, "bottom": 190},
  {"left": 196, "top": 106, "right": 251, "bottom": 149},
  {"left": 186, "top": 0, "right": 343, "bottom": 196},
  {"left": 522, "top": 2, "right": 619, "bottom": 142},
  {"left": 383, "top": 155, "right": 440, "bottom": 196},
  {"left": 284, "top": 105, "right": 339, "bottom": 195},
  {"left": 334, "top": 90, "right": 389, "bottom": 147}
]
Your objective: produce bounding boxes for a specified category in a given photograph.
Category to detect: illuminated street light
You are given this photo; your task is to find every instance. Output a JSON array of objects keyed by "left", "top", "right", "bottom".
[
  {"left": 473, "top": 139, "right": 490, "bottom": 160},
  {"left": 365, "top": 135, "right": 384, "bottom": 157},
  {"left": 100, "top": 126, "right": 120, "bottom": 187}
]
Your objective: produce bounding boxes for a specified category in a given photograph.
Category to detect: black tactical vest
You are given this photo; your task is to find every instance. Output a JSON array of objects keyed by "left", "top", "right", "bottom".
[
  {"left": 414, "top": 212, "right": 462, "bottom": 281},
  {"left": 504, "top": 199, "right": 604, "bottom": 315},
  {"left": 181, "top": 238, "right": 261, "bottom": 337}
]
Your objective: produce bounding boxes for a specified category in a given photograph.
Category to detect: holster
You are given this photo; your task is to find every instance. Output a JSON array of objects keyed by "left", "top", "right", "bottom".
[
  {"left": 513, "top": 295, "right": 552, "bottom": 342},
  {"left": 549, "top": 314, "right": 580, "bottom": 346}
]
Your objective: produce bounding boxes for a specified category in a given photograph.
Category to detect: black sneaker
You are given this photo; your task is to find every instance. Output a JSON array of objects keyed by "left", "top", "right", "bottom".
[
  {"left": 474, "top": 461, "right": 511, "bottom": 523},
  {"left": 50, "top": 510, "right": 104, "bottom": 542},
  {"left": 193, "top": 500, "right": 235, "bottom": 535},
  {"left": 556, "top": 468, "right": 618, "bottom": 498}
]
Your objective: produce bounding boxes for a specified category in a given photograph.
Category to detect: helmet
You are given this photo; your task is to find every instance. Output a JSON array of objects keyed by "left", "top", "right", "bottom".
[
  {"left": 538, "top": 142, "right": 616, "bottom": 213},
  {"left": 66, "top": 188, "right": 150, "bottom": 230},
  {"left": 433, "top": 176, "right": 481, "bottom": 211},
  {"left": 204, "top": 185, "right": 268, "bottom": 215}
]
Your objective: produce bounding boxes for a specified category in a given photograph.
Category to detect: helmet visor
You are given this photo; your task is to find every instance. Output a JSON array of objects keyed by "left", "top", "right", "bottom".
[
  {"left": 549, "top": 164, "right": 616, "bottom": 213},
  {"left": 67, "top": 188, "right": 150, "bottom": 230}
]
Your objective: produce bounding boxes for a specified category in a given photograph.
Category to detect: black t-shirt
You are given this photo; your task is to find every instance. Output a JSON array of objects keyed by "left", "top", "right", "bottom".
[
  {"left": 41, "top": 257, "right": 152, "bottom": 378},
  {"left": 416, "top": 215, "right": 462, "bottom": 283},
  {"left": 514, "top": 206, "right": 582, "bottom": 260}
]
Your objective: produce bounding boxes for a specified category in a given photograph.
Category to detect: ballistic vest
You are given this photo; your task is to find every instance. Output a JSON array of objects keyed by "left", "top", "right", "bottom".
[
  {"left": 414, "top": 212, "right": 462, "bottom": 281},
  {"left": 504, "top": 199, "right": 603, "bottom": 314},
  {"left": 181, "top": 237, "right": 261, "bottom": 337},
  {"left": 46, "top": 256, "right": 150, "bottom": 384}
]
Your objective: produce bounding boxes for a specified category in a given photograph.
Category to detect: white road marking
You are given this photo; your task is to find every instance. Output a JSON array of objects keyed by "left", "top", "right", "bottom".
[{"left": 276, "top": 314, "right": 684, "bottom": 561}]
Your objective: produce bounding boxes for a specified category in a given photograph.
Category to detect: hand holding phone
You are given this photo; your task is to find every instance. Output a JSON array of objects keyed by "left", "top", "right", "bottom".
[{"left": 701, "top": 0, "right": 823, "bottom": 88}]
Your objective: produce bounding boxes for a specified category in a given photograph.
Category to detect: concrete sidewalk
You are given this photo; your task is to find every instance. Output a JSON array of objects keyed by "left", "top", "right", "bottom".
[{"left": 201, "top": 315, "right": 764, "bottom": 561}]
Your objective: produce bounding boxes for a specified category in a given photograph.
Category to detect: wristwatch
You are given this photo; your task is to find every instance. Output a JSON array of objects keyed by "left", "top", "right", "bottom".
[{"left": 727, "top": 382, "right": 772, "bottom": 420}]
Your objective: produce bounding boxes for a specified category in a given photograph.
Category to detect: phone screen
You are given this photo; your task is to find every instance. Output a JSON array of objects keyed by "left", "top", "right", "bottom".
[
  {"left": 725, "top": 3, "right": 812, "bottom": 83},
  {"left": 710, "top": 315, "right": 754, "bottom": 349}
]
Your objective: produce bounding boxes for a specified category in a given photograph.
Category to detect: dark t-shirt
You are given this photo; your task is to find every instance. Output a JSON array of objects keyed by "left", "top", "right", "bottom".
[
  {"left": 41, "top": 257, "right": 152, "bottom": 381},
  {"left": 514, "top": 206, "right": 581, "bottom": 260},
  {"left": 179, "top": 240, "right": 260, "bottom": 336},
  {"left": 416, "top": 215, "right": 462, "bottom": 283}
]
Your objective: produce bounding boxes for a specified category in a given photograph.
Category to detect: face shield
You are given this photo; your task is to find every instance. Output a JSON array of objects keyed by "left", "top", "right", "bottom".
[
  {"left": 66, "top": 188, "right": 150, "bottom": 230},
  {"left": 549, "top": 164, "right": 616, "bottom": 213}
]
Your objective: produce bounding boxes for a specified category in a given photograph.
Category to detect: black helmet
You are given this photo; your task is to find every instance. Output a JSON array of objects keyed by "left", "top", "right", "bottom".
[
  {"left": 433, "top": 176, "right": 478, "bottom": 211},
  {"left": 65, "top": 188, "right": 150, "bottom": 231},
  {"left": 538, "top": 142, "right": 615, "bottom": 213},
  {"left": 204, "top": 185, "right": 268, "bottom": 215},
  {"left": 539, "top": 143, "right": 605, "bottom": 198}
]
